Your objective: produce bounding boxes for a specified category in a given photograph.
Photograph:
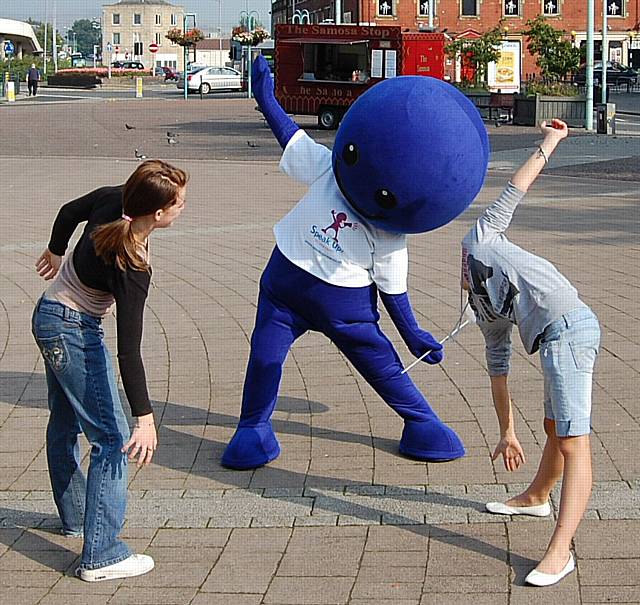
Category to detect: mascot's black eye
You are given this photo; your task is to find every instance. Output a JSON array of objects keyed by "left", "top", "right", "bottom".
[
  {"left": 375, "top": 189, "right": 397, "bottom": 210},
  {"left": 342, "top": 143, "right": 359, "bottom": 166}
]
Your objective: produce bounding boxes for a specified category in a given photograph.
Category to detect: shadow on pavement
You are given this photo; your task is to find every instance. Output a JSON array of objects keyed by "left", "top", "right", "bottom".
[{"left": 1, "top": 370, "right": 539, "bottom": 578}]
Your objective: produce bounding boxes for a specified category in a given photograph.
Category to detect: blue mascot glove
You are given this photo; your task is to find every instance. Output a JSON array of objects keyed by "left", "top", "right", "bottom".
[
  {"left": 380, "top": 292, "right": 444, "bottom": 365},
  {"left": 252, "top": 55, "right": 299, "bottom": 149}
]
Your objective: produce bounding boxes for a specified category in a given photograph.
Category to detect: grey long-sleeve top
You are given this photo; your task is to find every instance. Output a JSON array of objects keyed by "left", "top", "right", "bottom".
[{"left": 461, "top": 182, "right": 586, "bottom": 375}]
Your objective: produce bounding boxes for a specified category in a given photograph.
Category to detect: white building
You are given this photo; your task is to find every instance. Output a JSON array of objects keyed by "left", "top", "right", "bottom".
[
  {"left": 192, "top": 37, "right": 232, "bottom": 68},
  {"left": 0, "top": 18, "right": 42, "bottom": 61},
  {"left": 102, "top": 0, "right": 184, "bottom": 70}
]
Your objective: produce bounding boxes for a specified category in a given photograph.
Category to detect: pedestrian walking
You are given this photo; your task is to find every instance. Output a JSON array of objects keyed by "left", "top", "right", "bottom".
[
  {"left": 27, "top": 63, "right": 41, "bottom": 96},
  {"left": 461, "top": 119, "right": 600, "bottom": 586},
  {"left": 32, "top": 160, "right": 188, "bottom": 581}
]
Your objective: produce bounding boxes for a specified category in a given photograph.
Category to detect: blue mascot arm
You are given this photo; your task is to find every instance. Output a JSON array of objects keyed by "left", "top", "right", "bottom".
[
  {"left": 252, "top": 55, "right": 299, "bottom": 149},
  {"left": 380, "top": 292, "right": 444, "bottom": 365}
]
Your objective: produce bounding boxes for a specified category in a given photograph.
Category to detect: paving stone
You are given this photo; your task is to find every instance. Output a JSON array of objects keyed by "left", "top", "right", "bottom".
[
  {"left": 2, "top": 101, "right": 640, "bottom": 604},
  {"left": 264, "top": 576, "right": 354, "bottom": 604},
  {"left": 39, "top": 595, "right": 111, "bottom": 605},
  {"left": 577, "top": 558, "right": 640, "bottom": 586},
  {"left": 293, "top": 515, "right": 338, "bottom": 527},
  {"left": 190, "top": 595, "right": 263, "bottom": 605}
]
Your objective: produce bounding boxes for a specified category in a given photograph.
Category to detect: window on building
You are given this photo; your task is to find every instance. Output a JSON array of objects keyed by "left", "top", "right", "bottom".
[
  {"left": 377, "top": 0, "right": 395, "bottom": 17},
  {"left": 155, "top": 14, "right": 162, "bottom": 25},
  {"left": 133, "top": 13, "right": 142, "bottom": 25},
  {"left": 503, "top": 0, "right": 521, "bottom": 17},
  {"left": 418, "top": 0, "right": 434, "bottom": 17},
  {"left": 461, "top": 0, "right": 479, "bottom": 16},
  {"left": 112, "top": 13, "right": 120, "bottom": 25},
  {"left": 607, "top": 0, "right": 624, "bottom": 16},
  {"left": 113, "top": 32, "right": 121, "bottom": 45},
  {"left": 155, "top": 32, "right": 162, "bottom": 45},
  {"left": 171, "top": 14, "right": 178, "bottom": 26},
  {"left": 542, "top": 0, "right": 560, "bottom": 15}
]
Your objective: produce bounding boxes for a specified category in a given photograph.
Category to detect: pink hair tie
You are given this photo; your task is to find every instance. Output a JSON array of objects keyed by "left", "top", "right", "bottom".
[{"left": 122, "top": 214, "right": 133, "bottom": 222}]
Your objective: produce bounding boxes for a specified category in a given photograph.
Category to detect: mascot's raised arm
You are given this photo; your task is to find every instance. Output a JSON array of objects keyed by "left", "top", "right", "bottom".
[{"left": 222, "top": 55, "right": 489, "bottom": 469}]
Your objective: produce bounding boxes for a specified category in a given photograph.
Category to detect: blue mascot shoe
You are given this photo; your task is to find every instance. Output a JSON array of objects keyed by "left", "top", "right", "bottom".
[
  {"left": 221, "top": 423, "right": 281, "bottom": 470},
  {"left": 399, "top": 419, "right": 466, "bottom": 462}
]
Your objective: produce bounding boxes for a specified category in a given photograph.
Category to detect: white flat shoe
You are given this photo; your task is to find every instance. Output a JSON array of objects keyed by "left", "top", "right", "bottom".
[
  {"left": 525, "top": 554, "right": 575, "bottom": 586},
  {"left": 485, "top": 501, "right": 551, "bottom": 517},
  {"left": 77, "top": 554, "right": 154, "bottom": 582}
]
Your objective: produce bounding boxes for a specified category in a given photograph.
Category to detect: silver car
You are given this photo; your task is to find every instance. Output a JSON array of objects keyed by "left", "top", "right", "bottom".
[{"left": 176, "top": 66, "right": 243, "bottom": 93}]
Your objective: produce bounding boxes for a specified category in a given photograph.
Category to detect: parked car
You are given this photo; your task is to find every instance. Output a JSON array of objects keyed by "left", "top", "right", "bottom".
[
  {"left": 177, "top": 66, "right": 243, "bottom": 93},
  {"left": 162, "top": 66, "right": 179, "bottom": 81},
  {"left": 573, "top": 61, "right": 638, "bottom": 86},
  {"left": 111, "top": 60, "right": 146, "bottom": 70}
]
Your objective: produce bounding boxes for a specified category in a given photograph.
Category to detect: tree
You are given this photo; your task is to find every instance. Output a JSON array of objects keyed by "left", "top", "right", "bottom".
[
  {"left": 26, "top": 19, "right": 65, "bottom": 51},
  {"left": 68, "top": 19, "right": 102, "bottom": 56},
  {"left": 523, "top": 15, "right": 580, "bottom": 81},
  {"left": 445, "top": 24, "right": 506, "bottom": 88}
]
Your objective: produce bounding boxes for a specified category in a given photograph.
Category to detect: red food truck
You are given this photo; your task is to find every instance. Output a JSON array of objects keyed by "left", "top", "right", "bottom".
[{"left": 274, "top": 23, "right": 451, "bottom": 129}]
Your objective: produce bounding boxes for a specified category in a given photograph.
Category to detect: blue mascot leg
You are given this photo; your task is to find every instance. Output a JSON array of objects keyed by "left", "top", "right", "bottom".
[
  {"left": 329, "top": 322, "right": 465, "bottom": 461},
  {"left": 221, "top": 289, "right": 308, "bottom": 469}
]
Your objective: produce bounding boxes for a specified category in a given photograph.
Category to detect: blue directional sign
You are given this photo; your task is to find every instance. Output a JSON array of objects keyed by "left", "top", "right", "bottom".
[{"left": 4, "top": 40, "right": 15, "bottom": 55}]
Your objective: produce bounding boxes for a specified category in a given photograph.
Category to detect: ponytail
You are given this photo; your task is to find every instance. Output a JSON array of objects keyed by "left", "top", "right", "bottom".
[
  {"left": 92, "top": 217, "right": 148, "bottom": 272},
  {"left": 91, "top": 160, "right": 188, "bottom": 272}
]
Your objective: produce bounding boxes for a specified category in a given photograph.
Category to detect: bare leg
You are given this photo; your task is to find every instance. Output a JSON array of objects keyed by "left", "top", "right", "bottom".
[
  {"left": 534, "top": 433, "right": 592, "bottom": 574},
  {"left": 506, "top": 418, "right": 564, "bottom": 506}
]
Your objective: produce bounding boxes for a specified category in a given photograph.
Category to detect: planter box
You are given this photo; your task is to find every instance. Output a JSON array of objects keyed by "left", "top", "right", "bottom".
[
  {"left": 513, "top": 94, "right": 586, "bottom": 127},
  {"left": 462, "top": 91, "right": 491, "bottom": 119},
  {"left": 47, "top": 74, "right": 102, "bottom": 88}
]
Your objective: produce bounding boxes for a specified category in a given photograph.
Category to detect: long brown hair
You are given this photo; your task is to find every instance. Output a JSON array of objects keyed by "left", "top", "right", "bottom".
[{"left": 91, "top": 160, "right": 188, "bottom": 272}]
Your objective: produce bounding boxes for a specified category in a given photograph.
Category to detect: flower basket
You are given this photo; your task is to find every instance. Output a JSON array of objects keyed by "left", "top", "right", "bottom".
[
  {"left": 232, "top": 26, "right": 270, "bottom": 47},
  {"left": 166, "top": 27, "right": 205, "bottom": 47}
]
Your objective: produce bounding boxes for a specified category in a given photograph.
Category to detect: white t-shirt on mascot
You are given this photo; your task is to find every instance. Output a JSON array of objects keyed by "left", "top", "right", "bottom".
[{"left": 274, "top": 130, "right": 408, "bottom": 295}]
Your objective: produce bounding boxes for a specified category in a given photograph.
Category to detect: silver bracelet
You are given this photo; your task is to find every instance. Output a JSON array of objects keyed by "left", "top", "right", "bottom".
[{"left": 537, "top": 146, "right": 549, "bottom": 164}]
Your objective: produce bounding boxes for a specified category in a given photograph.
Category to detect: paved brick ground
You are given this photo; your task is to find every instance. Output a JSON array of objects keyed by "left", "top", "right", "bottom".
[{"left": 0, "top": 97, "right": 639, "bottom": 604}]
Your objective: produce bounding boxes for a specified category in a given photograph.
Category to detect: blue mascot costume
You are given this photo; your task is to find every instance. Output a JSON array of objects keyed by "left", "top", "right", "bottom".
[{"left": 221, "top": 56, "right": 489, "bottom": 470}]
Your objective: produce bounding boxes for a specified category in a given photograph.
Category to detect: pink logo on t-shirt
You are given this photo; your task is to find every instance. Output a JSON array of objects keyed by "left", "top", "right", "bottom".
[{"left": 322, "top": 210, "right": 358, "bottom": 243}]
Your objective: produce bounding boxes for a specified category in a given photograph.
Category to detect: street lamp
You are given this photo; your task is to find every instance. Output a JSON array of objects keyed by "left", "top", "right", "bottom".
[
  {"left": 601, "top": 0, "right": 608, "bottom": 104},
  {"left": 213, "top": 0, "right": 223, "bottom": 65},
  {"left": 292, "top": 10, "right": 310, "bottom": 24},
  {"left": 183, "top": 13, "right": 196, "bottom": 100},
  {"left": 239, "top": 10, "right": 260, "bottom": 98}
]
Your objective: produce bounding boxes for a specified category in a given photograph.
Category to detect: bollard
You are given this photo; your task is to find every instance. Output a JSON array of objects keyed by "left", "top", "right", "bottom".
[
  {"left": 6, "top": 81, "right": 15, "bottom": 102},
  {"left": 135, "top": 77, "right": 143, "bottom": 98}
]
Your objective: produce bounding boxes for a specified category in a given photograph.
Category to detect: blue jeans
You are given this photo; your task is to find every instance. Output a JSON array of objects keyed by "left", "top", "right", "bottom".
[
  {"left": 32, "top": 297, "right": 132, "bottom": 570},
  {"left": 540, "top": 306, "right": 600, "bottom": 437}
]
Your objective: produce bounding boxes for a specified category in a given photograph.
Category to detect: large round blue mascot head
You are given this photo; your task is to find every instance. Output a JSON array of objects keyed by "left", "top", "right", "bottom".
[{"left": 332, "top": 76, "right": 489, "bottom": 234}]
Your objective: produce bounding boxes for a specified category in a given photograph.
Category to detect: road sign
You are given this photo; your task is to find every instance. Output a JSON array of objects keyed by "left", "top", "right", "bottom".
[
  {"left": 4, "top": 40, "right": 15, "bottom": 55},
  {"left": 149, "top": 43, "right": 159, "bottom": 54},
  {"left": 106, "top": 42, "right": 113, "bottom": 52},
  {"left": 115, "top": 46, "right": 120, "bottom": 53}
]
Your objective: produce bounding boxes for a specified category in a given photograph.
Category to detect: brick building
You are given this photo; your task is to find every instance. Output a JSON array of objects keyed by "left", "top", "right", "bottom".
[
  {"left": 102, "top": 0, "right": 185, "bottom": 70},
  {"left": 271, "top": 1, "right": 640, "bottom": 75}
]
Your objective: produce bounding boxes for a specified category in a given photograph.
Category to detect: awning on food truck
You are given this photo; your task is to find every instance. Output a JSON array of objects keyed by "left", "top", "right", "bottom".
[{"left": 280, "top": 38, "right": 368, "bottom": 45}]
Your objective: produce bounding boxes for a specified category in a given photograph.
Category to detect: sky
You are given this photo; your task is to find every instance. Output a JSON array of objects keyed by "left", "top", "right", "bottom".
[{"left": 0, "top": 0, "right": 272, "bottom": 34}]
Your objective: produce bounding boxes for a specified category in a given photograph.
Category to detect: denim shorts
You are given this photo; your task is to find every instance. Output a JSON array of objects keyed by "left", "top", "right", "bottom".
[{"left": 539, "top": 306, "right": 600, "bottom": 437}]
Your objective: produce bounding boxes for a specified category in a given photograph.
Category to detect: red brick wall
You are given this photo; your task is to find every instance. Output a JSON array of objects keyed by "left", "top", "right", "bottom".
[
  {"left": 273, "top": 1, "right": 640, "bottom": 76},
  {"left": 360, "top": 0, "right": 639, "bottom": 77}
]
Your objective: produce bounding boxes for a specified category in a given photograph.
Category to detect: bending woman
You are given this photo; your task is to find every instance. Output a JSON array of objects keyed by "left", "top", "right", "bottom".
[{"left": 32, "top": 160, "right": 188, "bottom": 582}]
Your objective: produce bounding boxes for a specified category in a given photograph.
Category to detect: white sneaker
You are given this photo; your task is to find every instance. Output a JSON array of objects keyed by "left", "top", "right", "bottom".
[
  {"left": 77, "top": 554, "right": 154, "bottom": 582},
  {"left": 485, "top": 501, "right": 551, "bottom": 517},
  {"left": 525, "top": 554, "right": 575, "bottom": 586}
]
